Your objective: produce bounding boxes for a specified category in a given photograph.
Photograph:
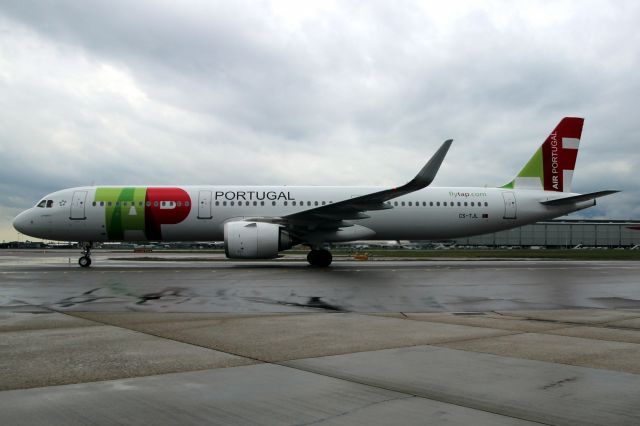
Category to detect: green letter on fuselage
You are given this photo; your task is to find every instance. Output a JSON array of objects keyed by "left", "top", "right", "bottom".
[{"left": 95, "top": 187, "right": 146, "bottom": 240}]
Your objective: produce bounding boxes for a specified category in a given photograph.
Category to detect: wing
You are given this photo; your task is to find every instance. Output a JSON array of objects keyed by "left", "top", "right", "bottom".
[{"left": 247, "top": 139, "right": 453, "bottom": 234}]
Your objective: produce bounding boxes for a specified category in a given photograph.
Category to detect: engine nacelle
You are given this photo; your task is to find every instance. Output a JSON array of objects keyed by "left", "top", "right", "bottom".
[{"left": 224, "top": 221, "right": 294, "bottom": 259}]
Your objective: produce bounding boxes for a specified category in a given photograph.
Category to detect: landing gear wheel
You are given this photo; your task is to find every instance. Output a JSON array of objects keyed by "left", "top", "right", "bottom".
[
  {"left": 78, "top": 242, "right": 93, "bottom": 268},
  {"left": 307, "top": 249, "right": 332, "bottom": 267}
]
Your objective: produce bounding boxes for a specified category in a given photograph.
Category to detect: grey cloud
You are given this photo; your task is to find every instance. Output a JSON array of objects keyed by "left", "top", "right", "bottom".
[{"left": 0, "top": 1, "right": 639, "bottom": 240}]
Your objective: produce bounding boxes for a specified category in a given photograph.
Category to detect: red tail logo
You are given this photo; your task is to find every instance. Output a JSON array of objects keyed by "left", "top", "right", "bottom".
[{"left": 542, "top": 117, "right": 583, "bottom": 192}]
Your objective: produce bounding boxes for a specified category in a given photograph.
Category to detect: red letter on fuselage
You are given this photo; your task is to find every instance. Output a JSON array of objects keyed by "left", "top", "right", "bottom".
[{"left": 144, "top": 188, "right": 191, "bottom": 240}]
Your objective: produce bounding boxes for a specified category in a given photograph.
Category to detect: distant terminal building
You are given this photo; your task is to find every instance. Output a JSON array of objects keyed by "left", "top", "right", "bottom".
[{"left": 454, "top": 220, "right": 640, "bottom": 248}]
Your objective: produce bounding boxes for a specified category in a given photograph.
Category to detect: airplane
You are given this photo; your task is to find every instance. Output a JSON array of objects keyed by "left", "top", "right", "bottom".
[{"left": 12, "top": 117, "right": 618, "bottom": 267}]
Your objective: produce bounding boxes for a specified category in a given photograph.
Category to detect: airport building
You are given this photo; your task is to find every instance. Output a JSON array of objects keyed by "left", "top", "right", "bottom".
[
  {"left": 4, "top": 219, "right": 640, "bottom": 250},
  {"left": 453, "top": 219, "right": 640, "bottom": 248}
]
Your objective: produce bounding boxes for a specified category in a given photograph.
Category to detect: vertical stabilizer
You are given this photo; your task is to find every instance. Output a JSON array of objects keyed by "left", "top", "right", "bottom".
[{"left": 502, "top": 117, "right": 583, "bottom": 192}]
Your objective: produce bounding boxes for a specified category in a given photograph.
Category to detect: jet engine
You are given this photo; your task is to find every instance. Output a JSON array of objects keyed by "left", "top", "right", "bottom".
[{"left": 224, "top": 221, "right": 294, "bottom": 259}]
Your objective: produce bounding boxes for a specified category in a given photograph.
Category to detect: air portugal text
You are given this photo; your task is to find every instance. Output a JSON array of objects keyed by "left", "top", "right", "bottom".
[{"left": 215, "top": 191, "right": 295, "bottom": 201}]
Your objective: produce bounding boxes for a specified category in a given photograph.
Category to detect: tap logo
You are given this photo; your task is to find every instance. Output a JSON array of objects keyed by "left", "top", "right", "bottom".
[{"left": 95, "top": 187, "right": 192, "bottom": 240}]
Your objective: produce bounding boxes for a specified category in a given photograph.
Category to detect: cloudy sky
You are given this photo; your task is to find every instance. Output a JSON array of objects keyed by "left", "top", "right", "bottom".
[{"left": 1, "top": 0, "right": 639, "bottom": 241}]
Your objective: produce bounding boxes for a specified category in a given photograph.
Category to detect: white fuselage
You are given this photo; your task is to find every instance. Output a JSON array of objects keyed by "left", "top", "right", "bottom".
[{"left": 13, "top": 185, "right": 593, "bottom": 243}]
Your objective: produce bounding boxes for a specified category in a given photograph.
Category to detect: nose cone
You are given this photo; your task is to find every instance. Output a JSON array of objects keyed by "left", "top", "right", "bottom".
[{"left": 12, "top": 210, "right": 31, "bottom": 235}]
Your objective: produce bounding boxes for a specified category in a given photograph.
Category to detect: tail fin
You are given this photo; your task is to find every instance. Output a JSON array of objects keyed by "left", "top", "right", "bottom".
[{"left": 502, "top": 117, "right": 584, "bottom": 192}]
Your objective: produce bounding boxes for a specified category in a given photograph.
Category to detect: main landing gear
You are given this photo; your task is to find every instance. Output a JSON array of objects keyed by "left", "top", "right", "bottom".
[
  {"left": 307, "top": 249, "right": 332, "bottom": 267},
  {"left": 78, "top": 242, "right": 93, "bottom": 268}
]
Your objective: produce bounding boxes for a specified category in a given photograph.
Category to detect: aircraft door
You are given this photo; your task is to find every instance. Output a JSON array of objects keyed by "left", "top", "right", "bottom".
[
  {"left": 70, "top": 191, "right": 88, "bottom": 220},
  {"left": 502, "top": 191, "right": 517, "bottom": 219},
  {"left": 198, "top": 190, "right": 212, "bottom": 219}
]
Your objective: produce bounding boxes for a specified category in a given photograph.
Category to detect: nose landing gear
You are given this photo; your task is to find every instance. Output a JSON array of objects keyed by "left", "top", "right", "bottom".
[{"left": 78, "top": 242, "right": 93, "bottom": 267}]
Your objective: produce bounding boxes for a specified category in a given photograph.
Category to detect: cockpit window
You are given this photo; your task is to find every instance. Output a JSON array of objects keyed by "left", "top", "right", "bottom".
[
  {"left": 46, "top": 200, "right": 53, "bottom": 208},
  {"left": 37, "top": 200, "right": 47, "bottom": 208}
]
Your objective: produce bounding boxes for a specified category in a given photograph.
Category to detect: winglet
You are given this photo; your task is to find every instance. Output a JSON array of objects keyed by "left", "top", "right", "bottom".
[{"left": 401, "top": 139, "right": 453, "bottom": 192}]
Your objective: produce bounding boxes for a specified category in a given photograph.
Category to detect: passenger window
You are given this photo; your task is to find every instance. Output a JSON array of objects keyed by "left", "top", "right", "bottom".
[
  {"left": 185, "top": 201, "right": 190, "bottom": 207},
  {"left": 307, "top": 201, "right": 311, "bottom": 206},
  {"left": 443, "top": 202, "right": 447, "bottom": 206},
  {"left": 485, "top": 202, "right": 488, "bottom": 206},
  {"left": 161, "top": 201, "right": 165, "bottom": 207},
  {"left": 145, "top": 201, "right": 150, "bottom": 207},
  {"left": 429, "top": 202, "right": 433, "bottom": 206},
  {"left": 108, "top": 202, "right": 112, "bottom": 206},
  {"left": 322, "top": 201, "right": 326, "bottom": 205},
  {"left": 178, "top": 201, "right": 182, "bottom": 207},
  {"left": 408, "top": 202, "right": 412, "bottom": 206},
  {"left": 223, "top": 201, "right": 227, "bottom": 206},
  {"left": 423, "top": 202, "right": 426, "bottom": 206},
  {"left": 100, "top": 201, "right": 104, "bottom": 207},
  {"left": 292, "top": 201, "right": 296, "bottom": 206},
  {"left": 253, "top": 201, "right": 257, "bottom": 206},
  {"left": 272, "top": 201, "right": 276, "bottom": 206},
  {"left": 471, "top": 202, "right": 475, "bottom": 207},
  {"left": 394, "top": 202, "right": 398, "bottom": 206},
  {"left": 436, "top": 202, "right": 440, "bottom": 206},
  {"left": 230, "top": 201, "right": 235, "bottom": 206},
  {"left": 92, "top": 202, "right": 96, "bottom": 206},
  {"left": 314, "top": 201, "right": 319, "bottom": 206},
  {"left": 153, "top": 201, "right": 158, "bottom": 207},
  {"left": 457, "top": 202, "right": 461, "bottom": 206},
  {"left": 261, "top": 201, "right": 265, "bottom": 206},
  {"left": 464, "top": 202, "right": 467, "bottom": 206},
  {"left": 401, "top": 201, "right": 405, "bottom": 206}
]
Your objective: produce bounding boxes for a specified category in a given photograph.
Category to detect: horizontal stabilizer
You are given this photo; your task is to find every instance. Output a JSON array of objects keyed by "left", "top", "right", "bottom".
[{"left": 540, "top": 190, "right": 619, "bottom": 206}]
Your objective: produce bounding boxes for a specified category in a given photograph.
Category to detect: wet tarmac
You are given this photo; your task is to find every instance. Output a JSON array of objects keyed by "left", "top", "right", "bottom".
[
  {"left": 2, "top": 250, "right": 640, "bottom": 313},
  {"left": 1, "top": 250, "right": 640, "bottom": 425}
]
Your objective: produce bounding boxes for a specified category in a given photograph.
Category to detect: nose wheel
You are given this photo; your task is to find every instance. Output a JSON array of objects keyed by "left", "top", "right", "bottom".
[
  {"left": 307, "top": 249, "right": 332, "bottom": 267},
  {"left": 78, "top": 242, "right": 93, "bottom": 268}
]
